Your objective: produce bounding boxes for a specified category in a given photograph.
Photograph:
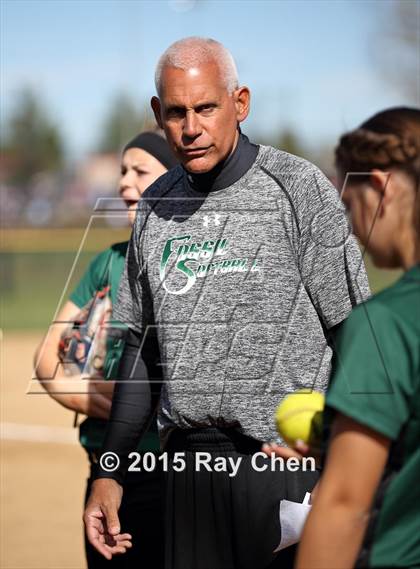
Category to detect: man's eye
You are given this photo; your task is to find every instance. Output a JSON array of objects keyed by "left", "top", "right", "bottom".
[
  {"left": 198, "top": 105, "right": 215, "bottom": 115},
  {"left": 167, "top": 108, "right": 185, "bottom": 118}
]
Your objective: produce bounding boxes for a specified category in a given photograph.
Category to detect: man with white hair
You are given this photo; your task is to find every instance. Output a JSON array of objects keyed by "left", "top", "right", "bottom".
[{"left": 84, "top": 37, "right": 370, "bottom": 568}]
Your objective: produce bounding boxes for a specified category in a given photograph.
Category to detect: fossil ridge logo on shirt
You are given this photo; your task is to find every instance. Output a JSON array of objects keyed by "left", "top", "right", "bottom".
[{"left": 159, "top": 235, "right": 261, "bottom": 295}]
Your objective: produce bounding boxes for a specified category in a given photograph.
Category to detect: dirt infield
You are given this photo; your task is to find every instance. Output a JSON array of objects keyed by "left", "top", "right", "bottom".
[{"left": 1, "top": 332, "right": 89, "bottom": 569}]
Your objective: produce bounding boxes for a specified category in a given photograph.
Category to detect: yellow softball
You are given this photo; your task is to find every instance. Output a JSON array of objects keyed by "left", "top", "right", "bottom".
[{"left": 275, "top": 390, "right": 325, "bottom": 446}]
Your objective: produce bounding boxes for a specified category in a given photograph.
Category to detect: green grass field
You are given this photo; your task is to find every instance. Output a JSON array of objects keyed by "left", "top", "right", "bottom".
[
  {"left": 1, "top": 251, "right": 93, "bottom": 329},
  {"left": 1, "top": 228, "right": 402, "bottom": 330},
  {"left": 1, "top": 228, "right": 129, "bottom": 330}
]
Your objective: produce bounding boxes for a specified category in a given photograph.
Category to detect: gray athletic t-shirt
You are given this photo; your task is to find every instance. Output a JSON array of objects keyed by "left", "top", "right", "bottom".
[{"left": 114, "top": 145, "right": 371, "bottom": 444}]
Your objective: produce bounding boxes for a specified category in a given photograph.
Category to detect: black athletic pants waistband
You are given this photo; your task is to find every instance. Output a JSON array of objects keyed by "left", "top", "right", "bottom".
[{"left": 166, "top": 427, "right": 262, "bottom": 454}]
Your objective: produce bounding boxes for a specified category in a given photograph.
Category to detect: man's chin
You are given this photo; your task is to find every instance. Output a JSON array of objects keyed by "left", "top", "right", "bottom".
[{"left": 182, "top": 155, "right": 217, "bottom": 174}]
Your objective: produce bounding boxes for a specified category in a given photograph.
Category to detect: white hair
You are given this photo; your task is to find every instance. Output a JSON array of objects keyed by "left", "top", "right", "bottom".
[{"left": 155, "top": 37, "right": 239, "bottom": 95}]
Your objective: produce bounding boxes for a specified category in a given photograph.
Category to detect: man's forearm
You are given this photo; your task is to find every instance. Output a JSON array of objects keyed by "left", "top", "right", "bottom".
[{"left": 95, "top": 329, "right": 158, "bottom": 485}]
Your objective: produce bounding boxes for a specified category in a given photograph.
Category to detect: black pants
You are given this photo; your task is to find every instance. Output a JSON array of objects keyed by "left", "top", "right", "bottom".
[
  {"left": 164, "top": 428, "right": 319, "bottom": 569},
  {"left": 84, "top": 452, "right": 165, "bottom": 569}
]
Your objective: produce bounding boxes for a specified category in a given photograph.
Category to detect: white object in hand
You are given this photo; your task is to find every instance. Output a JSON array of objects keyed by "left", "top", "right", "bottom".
[{"left": 273, "top": 492, "right": 312, "bottom": 552}]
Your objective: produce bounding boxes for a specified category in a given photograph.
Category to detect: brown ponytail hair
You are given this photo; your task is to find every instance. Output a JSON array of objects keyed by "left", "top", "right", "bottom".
[{"left": 335, "top": 107, "right": 420, "bottom": 239}]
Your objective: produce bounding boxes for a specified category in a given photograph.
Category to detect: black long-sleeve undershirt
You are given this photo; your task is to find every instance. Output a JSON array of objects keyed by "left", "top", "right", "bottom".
[{"left": 94, "top": 329, "right": 161, "bottom": 485}]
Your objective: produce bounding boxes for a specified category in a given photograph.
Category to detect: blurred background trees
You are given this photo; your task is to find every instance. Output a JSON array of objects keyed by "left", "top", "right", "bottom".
[
  {"left": 1, "top": 87, "right": 64, "bottom": 194},
  {"left": 374, "top": 0, "right": 419, "bottom": 102},
  {"left": 96, "top": 92, "right": 155, "bottom": 154}
]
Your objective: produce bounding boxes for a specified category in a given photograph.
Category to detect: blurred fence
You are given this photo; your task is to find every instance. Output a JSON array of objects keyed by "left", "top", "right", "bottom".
[{"left": 1, "top": 228, "right": 129, "bottom": 330}]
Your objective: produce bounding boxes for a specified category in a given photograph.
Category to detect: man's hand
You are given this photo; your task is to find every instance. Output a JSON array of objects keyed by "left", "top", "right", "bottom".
[
  {"left": 261, "top": 440, "right": 321, "bottom": 468},
  {"left": 262, "top": 441, "right": 320, "bottom": 503},
  {"left": 261, "top": 440, "right": 311, "bottom": 460},
  {"left": 83, "top": 478, "right": 132, "bottom": 560}
]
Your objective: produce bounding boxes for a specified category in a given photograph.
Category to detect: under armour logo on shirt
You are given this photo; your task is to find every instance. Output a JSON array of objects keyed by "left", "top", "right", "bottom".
[{"left": 203, "top": 214, "right": 221, "bottom": 227}]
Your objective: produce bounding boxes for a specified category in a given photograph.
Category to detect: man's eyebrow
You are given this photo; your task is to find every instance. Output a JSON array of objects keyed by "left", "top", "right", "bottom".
[
  {"left": 165, "top": 101, "right": 218, "bottom": 112},
  {"left": 165, "top": 104, "right": 186, "bottom": 112},
  {"left": 195, "top": 101, "right": 217, "bottom": 108}
]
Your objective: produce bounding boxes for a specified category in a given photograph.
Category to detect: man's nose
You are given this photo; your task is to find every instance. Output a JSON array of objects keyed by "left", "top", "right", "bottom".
[{"left": 183, "top": 110, "right": 202, "bottom": 138}]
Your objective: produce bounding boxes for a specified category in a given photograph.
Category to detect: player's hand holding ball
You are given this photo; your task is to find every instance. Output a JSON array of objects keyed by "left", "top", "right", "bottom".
[{"left": 262, "top": 390, "right": 325, "bottom": 463}]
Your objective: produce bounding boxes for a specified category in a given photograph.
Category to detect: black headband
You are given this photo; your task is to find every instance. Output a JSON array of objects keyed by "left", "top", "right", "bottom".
[{"left": 123, "top": 132, "right": 178, "bottom": 170}]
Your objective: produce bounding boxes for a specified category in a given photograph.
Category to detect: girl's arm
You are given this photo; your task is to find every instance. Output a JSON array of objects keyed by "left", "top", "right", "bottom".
[
  {"left": 296, "top": 412, "right": 390, "bottom": 569},
  {"left": 34, "top": 300, "right": 113, "bottom": 419}
]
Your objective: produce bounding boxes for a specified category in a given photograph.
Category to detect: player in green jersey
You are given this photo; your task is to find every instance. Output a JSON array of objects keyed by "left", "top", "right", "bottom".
[
  {"left": 296, "top": 108, "right": 420, "bottom": 568},
  {"left": 34, "top": 130, "right": 177, "bottom": 568}
]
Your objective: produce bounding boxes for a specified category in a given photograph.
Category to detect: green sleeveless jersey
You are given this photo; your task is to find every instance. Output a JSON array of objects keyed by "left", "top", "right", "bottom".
[
  {"left": 327, "top": 264, "right": 420, "bottom": 567},
  {"left": 70, "top": 241, "right": 159, "bottom": 452}
]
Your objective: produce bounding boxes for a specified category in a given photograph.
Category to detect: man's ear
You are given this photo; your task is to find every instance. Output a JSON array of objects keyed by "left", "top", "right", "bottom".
[
  {"left": 233, "top": 86, "right": 250, "bottom": 124},
  {"left": 151, "top": 96, "right": 163, "bottom": 128}
]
